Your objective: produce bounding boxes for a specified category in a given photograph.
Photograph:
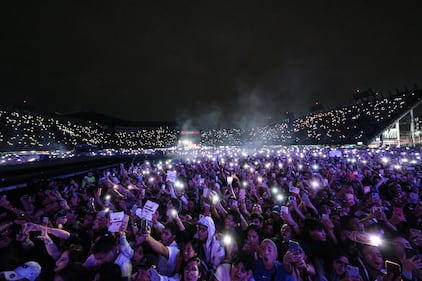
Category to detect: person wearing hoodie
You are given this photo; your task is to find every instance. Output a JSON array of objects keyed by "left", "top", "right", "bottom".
[{"left": 196, "top": 216, "right": 225, "bottom": 273}]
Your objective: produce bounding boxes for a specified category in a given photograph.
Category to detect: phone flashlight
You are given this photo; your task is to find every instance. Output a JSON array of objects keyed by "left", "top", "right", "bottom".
[{"left": 223, "top": 234, "right": 232, "bottom": 246}]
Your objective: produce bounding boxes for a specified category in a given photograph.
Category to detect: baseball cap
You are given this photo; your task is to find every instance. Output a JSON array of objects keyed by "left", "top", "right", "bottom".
[
  {"left": 1, "top": 261, "right": 41, "bottom": 281},
  {"left": 271, "top": 205, "right": 281, "bottom": 215}
]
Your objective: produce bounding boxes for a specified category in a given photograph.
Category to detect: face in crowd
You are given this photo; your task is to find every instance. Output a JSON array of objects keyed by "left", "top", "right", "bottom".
[
  {"left": 260, "top": 239, "right": 278, "bottom": 269},
  {"left": 161, "top": 227, "right": 176, "bottom": 246},
  {"left": 361, "top": 245, "right": 383, "bottom": 273},
  {"left": 230, "top": 261, "right": 253, "bottom": 281},
  {"left": 182, "top": 241, "right": 198, "bottom": 262},
  {"left": 197, "top": 224, "right": 208, "bottom": 242},
  {"left": 247, "top": 228, "right": 260, "bottom": 247},
  {"left": 331, "top": 256, "right": 350, "bottom": 276},
  {"left": 183, "top": 258, "right": 202, "bottom": 281}
]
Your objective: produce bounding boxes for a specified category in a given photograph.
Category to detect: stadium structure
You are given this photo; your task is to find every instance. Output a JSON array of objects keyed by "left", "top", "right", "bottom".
[{"left": 0, "top": 88, "right": 421, "bottom": 154}]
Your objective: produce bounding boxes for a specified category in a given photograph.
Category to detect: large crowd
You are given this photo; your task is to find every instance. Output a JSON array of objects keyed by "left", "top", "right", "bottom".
[
  {"left": 0, "top": 146, "right": 421, "bottom": 281},
  {"left": 1, "top": 91, "right": 420, "bottom": 152}
]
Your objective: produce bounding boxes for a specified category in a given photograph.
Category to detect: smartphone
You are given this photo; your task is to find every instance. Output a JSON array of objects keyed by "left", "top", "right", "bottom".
[
  {"left": 289, "top": 240, "right": 300, "bottom": 252},
  {"left": 385, "top": 260, "right": 401, "bottom": 278},
  {"left": 346, "top": 265, "right": 360, "bottom": 277},
  {"left": 280, "top": 206, "right": 289, "bottom": 214},
  {"left": 301, "top": 193, "right": 309, "bottom": 202},
  {"left": 321, "top": 214, "right": 330, "bottom": 220},
  {"left": 288, "top": 196, "right": 296, "bottom": 202},
  {"left": 140, "top": 219, "right": 148, "bottom": 234}
]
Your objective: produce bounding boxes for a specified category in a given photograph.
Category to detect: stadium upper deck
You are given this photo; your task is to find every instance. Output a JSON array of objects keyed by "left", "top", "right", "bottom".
[{"left": 0, "top": 89, "right": 421, "bottom": 152}]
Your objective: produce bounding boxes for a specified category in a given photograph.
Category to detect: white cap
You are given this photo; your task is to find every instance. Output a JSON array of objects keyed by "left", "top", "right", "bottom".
[{"left": 1, "top": 261, "right": 41, "bottom": 281}]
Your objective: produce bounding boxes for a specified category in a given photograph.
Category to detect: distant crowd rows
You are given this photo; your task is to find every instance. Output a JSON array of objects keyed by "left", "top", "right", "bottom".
[{"left": 0, "top": 91, "right": 420, "bottom": 151}]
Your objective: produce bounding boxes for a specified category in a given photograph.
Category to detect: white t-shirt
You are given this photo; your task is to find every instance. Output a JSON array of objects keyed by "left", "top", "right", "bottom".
[
  {"left": 214, "top": 263, "right": 231, "bottom": 281},
  {"left": 157, "top": 240, "right": 179, "bottom": 277}
]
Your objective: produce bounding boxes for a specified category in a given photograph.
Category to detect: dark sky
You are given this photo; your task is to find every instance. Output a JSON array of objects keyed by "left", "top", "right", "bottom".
[{"left": 2, "top": 1, "right": 422, "bottom": 128}]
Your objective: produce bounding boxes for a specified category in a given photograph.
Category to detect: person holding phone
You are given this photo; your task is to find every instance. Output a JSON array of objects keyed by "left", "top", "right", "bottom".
[
  {"left": 390, "top": 235, "right": 422, "bottom": 280},
  {"left": 135, "top": 222, "right": 180, "bottom": 277},
  {"left": 83, "top": 231, "right": 134, "bottom": 281},
  {"left": 282, "top": 242, "right": 316, "bottom": 281}
]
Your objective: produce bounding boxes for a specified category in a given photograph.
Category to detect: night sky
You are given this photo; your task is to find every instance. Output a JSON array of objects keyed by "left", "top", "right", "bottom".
[{"left": 2, "top": 1, "right": 422, "bottom": 128}]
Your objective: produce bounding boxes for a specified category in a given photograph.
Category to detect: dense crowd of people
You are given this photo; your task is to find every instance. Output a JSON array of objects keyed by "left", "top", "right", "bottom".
[
  {"left": 0, "top": 146, "right": 421, "bottom": 281},
  {"left": 1, "top": 91, "right": 420, "bottom": 152},
  {"left": 0, "top": 110, "right": 177, "bottom": 151}
]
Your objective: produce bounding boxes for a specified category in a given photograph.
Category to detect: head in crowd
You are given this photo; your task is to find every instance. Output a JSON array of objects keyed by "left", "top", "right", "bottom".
[
  {"left": 93, "top": 263, "right": 122, "bottom": 281},
  {"left": 1, "top": 261, "right": 41, "bottom": 281},
  {"left": 249, "top": 213, "right": 264, "bottom": 229},
  {"left": 260, "top": 239, "right": 278, "bottom": 269},
  {"left": 132, "top": 255, "right": 158, "bottom": 281},
  {"left": 91, "top": 234, "right": 118, "bottom": 266},
  {"left": 328, "top": 251, "right": 350, "bottom": 278},
  {"left": 358, "top": 244, "right": 384, "bottom": 277},
  {"left": 197, "top": 216, "right": 215, "bottom": 245},
  {"left": 53, "top": 262, "right": 90, "bottom": 281},
  {"left": 246, "top": 223, "right": 261, "bottom": 247},
  {"left": 181, "top": 257, "right": 206, "bottom": 281},
  {"left": 54, "top": 244, "right": 86, "bottom": 272},
  {"left": 224, "top": 210, "right": 240, "bottom": 231},
  {"left": 303, "top": 218, "right": 326, "bottom": 242},
  {"left": 161, "top": 222, "right": 179, "bottom": 246},
  {"left": 182, "top": 239, "right": 200, "bottom": 262},
  {"left": 230, "top": 252, "right": 254, "bottom": 281}
]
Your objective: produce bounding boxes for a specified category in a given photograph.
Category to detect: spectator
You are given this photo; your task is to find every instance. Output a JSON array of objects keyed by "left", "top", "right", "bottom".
[{"left": 252, "top": 239, "right": 293, "bottom": 281}]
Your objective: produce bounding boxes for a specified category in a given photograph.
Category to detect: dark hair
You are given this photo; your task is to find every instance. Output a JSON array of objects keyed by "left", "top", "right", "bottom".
[
  {"left": 303, "top": 218, "right": 324, "bottom": 234},
  {"left": 55, "top": 262, "right": 91, "bottom": 281},
  {"left": 54, "top": 209, "right": 68, "bottom": 220},
  {"left": 183, "top": 238, "right": 201, "bottom": 256},
  {"left": 67, "top": 244, "right": 86, "bottom": 264},
  {"left": 92, "top": 234, "right": 116, "bottom": 254},
  {"left": 181, "top": 257, "right": 207, "bottom": 281},
  {"left": 227, "top": 210, "right": 240, "bottom": 224},
  {"left": 171, "top": 198, "right": 181, "bottom": 210},
  {"left": 165, "top": 222, "right": 180, "bottom": 237},
  {"left": 95, "top": 262, "right": 122, "bottom": 281},
  {"left": 231, "top": 251, "right": 254, "bottom": 270},
  {"left": 250, "top": 213, "right": 264, "bottom": 223},
  {"left": 246, "top": 224, "right": 261, "bottom": 239}
]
